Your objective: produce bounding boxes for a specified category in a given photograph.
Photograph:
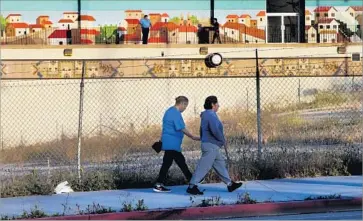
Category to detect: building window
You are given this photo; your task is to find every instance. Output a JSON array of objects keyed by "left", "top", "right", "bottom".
[
  {"left": 327, "top": 25, "right": 330, "bottom": 29},
  {"left": 260, "top": 18, "right": 263, "bottom": 21},
  {"left": 17, "top": 19, "right": 19, "bottom": 21},
  {"left": 18, "top": 31, "right": 21, "bottom": 34},
  {"left": 33, "top": 29, "right": 35, "bottom": 33},
  {"left": 333, "top": 25, "right": 337, "bottom": 29},
  {"left": 232, "top": 31, "right": 234, "bottom": 34},
  {"left": 331, "top": 13, "right": 335, "bottom": 17},
  {"left": 323, "top": 39, "right": 327, "bottom": 43},
  {"left": 311, "top": 34, "right": 315, "bottom": 38},
  {"left": 324, "top": 13, "right": 328, "bottom": 17},
  {"left": 306, "top": 17, "right": 310, "bottom": 21},
  {"left": 316, "top": 14, "right": 320, "bottom": 17},
  {"left": 350, "top": 13, "right": 354, "bottom": 17},
  {"left": 68, "top": 16, "right": 70, "bottom": 18},
  {"left": 320, "top": 25, "right": 323, "bottom": 29},
  {"left": 63, "top": 24, "right": 65, "bottom": 26}
]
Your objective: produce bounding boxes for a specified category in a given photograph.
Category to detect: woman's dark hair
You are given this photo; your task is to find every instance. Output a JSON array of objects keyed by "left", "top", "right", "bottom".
[{"left": 204, "top": 96, "right": 218, "bottom": 109}]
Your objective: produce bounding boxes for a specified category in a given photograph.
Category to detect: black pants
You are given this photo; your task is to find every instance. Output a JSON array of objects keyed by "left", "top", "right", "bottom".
[
  {"left": 156, "top": 150, "right": 192, "bottom": 184},
  {"left": 142, "top": 28, "right": 149, "bottom": 44},
  {"left": 212, "top": 32, "right": 222, "bottom": 44}
]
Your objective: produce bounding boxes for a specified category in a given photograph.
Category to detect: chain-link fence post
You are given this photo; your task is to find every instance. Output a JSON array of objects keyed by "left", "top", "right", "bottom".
[
  {"left": 255, "top": 49, "right": 262, "bottom": 160},
  {"left": 77, "top": 60, "right": 86, "bottom": 184}
]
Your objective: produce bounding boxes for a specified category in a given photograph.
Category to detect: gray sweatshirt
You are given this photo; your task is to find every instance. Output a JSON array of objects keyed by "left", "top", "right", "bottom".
[{"left": 200, "top": 110, "right": 225, "bottom": 147}]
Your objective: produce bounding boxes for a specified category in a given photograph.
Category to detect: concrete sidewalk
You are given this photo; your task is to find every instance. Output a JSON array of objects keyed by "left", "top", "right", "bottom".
[{"left": 0, "top": 176, "right": 361, "bottom": 218}]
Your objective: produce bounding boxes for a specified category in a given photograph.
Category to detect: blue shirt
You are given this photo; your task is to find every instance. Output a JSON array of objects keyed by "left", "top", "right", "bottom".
[
  {"left": 140, "top": 18, "right": 151, "bottom": 28},
  {"left": 200, "top": 110, "right": 225, "bottom": 147},
  {"left": 161, "top": 106, "right": 185, "bottom": 152}
]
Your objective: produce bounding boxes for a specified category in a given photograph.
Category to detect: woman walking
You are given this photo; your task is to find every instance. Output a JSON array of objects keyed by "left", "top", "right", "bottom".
[{"left": 187, "top": 96, "right": 242, "bottom": 195}]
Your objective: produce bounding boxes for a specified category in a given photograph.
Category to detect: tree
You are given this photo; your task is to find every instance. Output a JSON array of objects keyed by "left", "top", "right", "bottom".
[
  {"left": 96, "top": 24, "right": 118, "bottom": 43},
  {"left": 189, "top": 15, "right": 199, "bottom": 25},
  {"left": 0, "top": 14, "right": 6, "bottom": 33},
  {"left": 169, "top": 17, "right": 181, "bottom": 25}
]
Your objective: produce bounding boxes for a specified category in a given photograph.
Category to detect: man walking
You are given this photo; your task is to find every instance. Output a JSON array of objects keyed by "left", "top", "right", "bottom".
[
  {"left": 154, "top": 96, "right": 200, "bottom": 193},
  {"left": 211, "top": 18, "right": 222, "bottom": 44},
  {"left": 140, "top": 15, "right": 151, "bottom": 44}
]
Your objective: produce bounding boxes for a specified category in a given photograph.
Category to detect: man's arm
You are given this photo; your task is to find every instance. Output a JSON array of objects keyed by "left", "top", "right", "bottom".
[{"left": 182, "top": 128, "right": 200, "bottom": 141}]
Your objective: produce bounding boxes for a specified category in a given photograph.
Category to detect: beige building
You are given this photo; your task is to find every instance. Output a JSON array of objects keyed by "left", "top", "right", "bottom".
[
  {"left": 239, "top": 14, "right": 251, "bottom": 27},
  {"left": 226, "top": 14, "right": 239, "bottom": 23},
  {"left": 125, "top": 10, "right": 143, "bottom": 20}
]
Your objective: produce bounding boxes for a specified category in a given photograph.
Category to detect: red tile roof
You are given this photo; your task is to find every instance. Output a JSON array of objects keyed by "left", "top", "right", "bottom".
[
  {"left": 58, "top": 19, "right": 74, "bottom": 23},
  {"left": 350, "top": 6, "right": 363, "bottom": 11},
  {"left": 149, "top": 36, "right": 167, "bottom": 43},
  {"left": 178, "top": 25, "right": 198, "bottom": 33},
  {"left": 149, "top": 13, "right": 161, "bottom": 16},
  {"left": 226, "top": 14, "right": 239, "bottom": 19},
  {"left": 318, "top": 18, "right": 337, "bottom": 24},
  {"left": 125, "top": 10, "right": 142, "bottom": 12},
  {"left": 78, "top": 15, "right": 96, "bottom": 21},
  {"left": 151, "top": 22, "right": 179, "bottom": 31},
  {"left": 257, "top": 11, "right": 266, "bottom": 16},
  {"left": 42, "top": 20, "right": 53, "bottom": 25},
  {"left": 37, "top": 15, "right": 49, "bottom": 18},
  {"left": 29, "top": 24, "right": 43, "bottom": 29},
  {"left": 6, "top": 14, "right": 21, "bottom": 19},
  {"left": 80, "top": 29, "right": 100, "bottom": 35},
  {"left": 8, "top": 23, "right": 29, "bottom": 28},
  {"left": 240, "top": 14, "right": 251, "bottom": 18},
  {"left": 125, "top": 19, "right": 140, "bottom": 25},
  {"left": 314, "top": 6, "right": 336, "bottom": 12},
  {"left": 81, "top": 39, "right": 93, "bottom": 44},
  {"left": 161, "top": 13, "right": 169, "bottom": 17},
  {"left": 222, "top": 22, "right": 265, "bottom": 40},
  {"left": 124, "top": 34, "right": 140, "bottom": 41},
  {"left": 48, "top": 30, "right": 68, "bottom": 38},
  {"left": 305, "top": 25, "right": 316, "bottom": 31}
]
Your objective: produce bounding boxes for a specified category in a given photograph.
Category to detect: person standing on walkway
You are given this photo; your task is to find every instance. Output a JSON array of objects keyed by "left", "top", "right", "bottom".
[
  {"left": 140, "top": 15, "right": 151, "bottom": 44},
  {"left": 187, "top": 96, "right": 242, "bottom": 195},
  {"left": 154, "top": 96, "right": 200, "bottom": 193},
  {"left": 211, "top": 18, "right": 222, "bottom": 44}
]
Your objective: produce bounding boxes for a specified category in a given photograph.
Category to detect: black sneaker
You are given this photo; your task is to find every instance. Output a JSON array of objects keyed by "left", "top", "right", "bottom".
[
  {"left": 153, "top": 184, "right": 171, "bottom": 193},
  {"left": 187, "top": 185, "right": 204, "bottom": 195},
  {"left": 227, "top": 181, "right": 243, "bottom": 192}
]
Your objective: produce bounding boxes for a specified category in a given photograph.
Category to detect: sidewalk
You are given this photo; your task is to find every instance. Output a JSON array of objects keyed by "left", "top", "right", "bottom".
[{"left": 0, "top": 176, "right": 361, "bottom": 218}]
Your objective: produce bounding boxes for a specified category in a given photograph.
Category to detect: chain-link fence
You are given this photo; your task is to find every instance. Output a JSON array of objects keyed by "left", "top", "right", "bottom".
[{"left": 1, "top": 59, "right": 362, "bottom": 198}]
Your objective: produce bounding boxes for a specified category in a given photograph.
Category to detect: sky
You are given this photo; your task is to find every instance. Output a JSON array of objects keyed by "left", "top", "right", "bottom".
[{"left": 1, "top": 0, "right": 362, "bottom": 25}]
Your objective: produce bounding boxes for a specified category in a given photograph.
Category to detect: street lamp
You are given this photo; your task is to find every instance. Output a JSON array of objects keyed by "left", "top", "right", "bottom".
[{"left": 205, "top": 53, "right": 223, "bottom": 68}]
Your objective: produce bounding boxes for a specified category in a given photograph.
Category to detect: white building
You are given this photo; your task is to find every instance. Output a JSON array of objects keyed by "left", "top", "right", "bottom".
[
  {"left": 161, "top": 13, "right": 169, "bottom": 23},
  {"left": 5, "top": 14, "right": 22, "bottom": 23},
  {"left": 78, "top": 15, "right": 96, "bottom": 28},
  {"left": 63, "top": 12, "right": 78, "bottom": 22},
  {"left": 256, "top": 11, "right": 266, "bottom": 28},
  {"left": 313, "top": 6, "right": 338, "bottom": 23},
  {"left": 305, "top": 26, "right": 317, "bottom": 43},
  {"left": 319, "top": 30, "right": 338, "bottom": 43},
  {"left": 58, "top": 19, "right": 76, "bottom": 29},
  {"left": 177, "top": 25, "right": 198, "bottom": 44},
  {"left": 317, "top": 18, "right": 339, "bottom": 33}
]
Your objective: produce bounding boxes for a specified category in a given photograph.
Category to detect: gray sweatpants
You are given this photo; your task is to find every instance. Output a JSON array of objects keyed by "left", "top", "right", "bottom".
[{"left": 190, "top": 142, "right": 232, "bottom": 185}]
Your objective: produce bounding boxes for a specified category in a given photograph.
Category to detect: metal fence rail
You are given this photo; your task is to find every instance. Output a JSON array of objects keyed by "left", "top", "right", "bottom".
[{"left": 0, "top": 59, "right": 362, "bottom": 197}]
